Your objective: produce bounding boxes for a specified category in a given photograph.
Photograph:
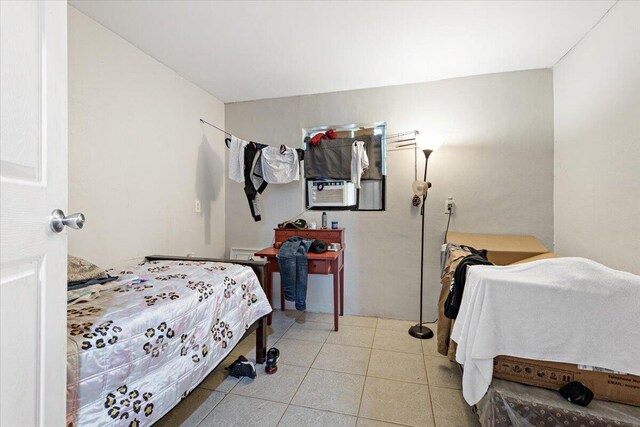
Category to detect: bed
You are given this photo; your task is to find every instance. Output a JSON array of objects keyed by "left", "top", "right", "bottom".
[{"left": 66, "top": 255, "right": 273, "bottom": 427}]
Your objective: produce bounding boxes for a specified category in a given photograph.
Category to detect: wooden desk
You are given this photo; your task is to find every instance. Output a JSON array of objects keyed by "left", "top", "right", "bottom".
[{"left": 255, "top": 228, "right": 345, "bottom": 331}]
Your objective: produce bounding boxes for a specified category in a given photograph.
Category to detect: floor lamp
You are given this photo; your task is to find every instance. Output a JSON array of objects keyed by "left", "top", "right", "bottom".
[{"left": 409, "top": 133, "right": 444, "bottom": 339}]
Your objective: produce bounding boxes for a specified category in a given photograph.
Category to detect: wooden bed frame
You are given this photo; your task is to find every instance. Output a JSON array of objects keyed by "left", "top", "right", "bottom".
[{"left": 145, "top": 255, "right": 270, "bottom": 364}]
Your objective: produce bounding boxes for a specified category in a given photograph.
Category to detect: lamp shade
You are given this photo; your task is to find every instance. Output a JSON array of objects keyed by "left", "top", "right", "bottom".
[{"left": 416, "top": 132, "right": 444, "bottom": 151}]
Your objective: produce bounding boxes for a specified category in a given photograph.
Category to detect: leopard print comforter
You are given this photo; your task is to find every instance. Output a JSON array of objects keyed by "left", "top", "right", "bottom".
[{"left": 66, "top": 260, "right": 272, "bottom": 427}]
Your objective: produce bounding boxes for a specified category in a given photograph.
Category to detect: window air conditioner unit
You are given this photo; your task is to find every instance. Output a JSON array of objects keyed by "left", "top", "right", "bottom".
[{"left": 307, "top": 180, "right": 356, "bottom": 208}]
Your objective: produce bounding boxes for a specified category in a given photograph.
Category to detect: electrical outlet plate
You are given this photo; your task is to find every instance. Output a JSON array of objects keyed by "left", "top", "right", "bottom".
[
  {"left": 445, "top": 197, "right": 454, "bottom": 214},
  {"left": 195, "top": 200, "right": 201, "bottom": 213}
]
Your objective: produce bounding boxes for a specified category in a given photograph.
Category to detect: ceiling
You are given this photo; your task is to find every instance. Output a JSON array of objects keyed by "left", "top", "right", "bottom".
[{"left": 69, "top": 1, "right": 615, "bottom": 103}]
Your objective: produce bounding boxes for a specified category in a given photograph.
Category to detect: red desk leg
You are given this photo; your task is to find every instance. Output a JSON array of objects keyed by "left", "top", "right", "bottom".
[
  {"left": 332, "top": 259, "right": 339, "bottom": 331},
  {"left": 340, "top": 263, "right": 344, "bottom": 316},
  {"left": 265, "top": 260, "right": 273, "bottom": 325}
]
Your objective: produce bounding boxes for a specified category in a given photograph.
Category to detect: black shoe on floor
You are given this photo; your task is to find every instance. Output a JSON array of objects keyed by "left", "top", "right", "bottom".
[
  {"left": 265, "top": 347, "right": 279, "bottom": 374},
  {"left": 226, "top": 355, "right": 256, "bottom": 379},
  {"left": 559, "top": 381, "right": 594, "bottom": 406}
]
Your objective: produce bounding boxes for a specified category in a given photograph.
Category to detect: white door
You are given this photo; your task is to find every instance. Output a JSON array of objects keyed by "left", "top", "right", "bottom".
[{"left": 1, "top": 1, "right": 68, "bottom": 426}]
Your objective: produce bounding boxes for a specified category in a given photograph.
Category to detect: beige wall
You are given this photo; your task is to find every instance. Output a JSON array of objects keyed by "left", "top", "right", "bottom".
[
  {"left": 553, "top": 1, "right": 640, "bottom": 274},
  {"left": 68, "top": 7, "right": 226, "bottom": 268},
  {"left": 225, "top": 70, "right": 554, "bottom": 321}
]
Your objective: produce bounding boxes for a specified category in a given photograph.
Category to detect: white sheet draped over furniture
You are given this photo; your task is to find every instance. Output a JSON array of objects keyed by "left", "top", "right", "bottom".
[
  {"left": 451, "top": 257, "right": 640, "bottom": 405},
  {"left": 67, "top": 260, "right": 272, "bottom": 427}
]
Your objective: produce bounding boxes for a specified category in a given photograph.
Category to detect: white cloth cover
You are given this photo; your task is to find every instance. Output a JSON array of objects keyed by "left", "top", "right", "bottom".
[
  {"left": 451, "top": 257, "right": 640, "bottom": 405},
  {"left": 229, "top": 135, "right": 248, "bottom": 183},
  {"left": 260, "top": 145, "right": 299, "bottom": 184},
  {"left": 351, "top": 140, "right": 369, "bottom": 189}
]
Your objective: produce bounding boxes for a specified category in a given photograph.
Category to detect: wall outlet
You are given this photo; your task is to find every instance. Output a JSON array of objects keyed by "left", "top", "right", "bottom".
[
  {"left": 195, "top": 200, "right": 201, "bottom": 213},
  {"left": 445, "top": 197, "right": 455, "bottom": 214}
]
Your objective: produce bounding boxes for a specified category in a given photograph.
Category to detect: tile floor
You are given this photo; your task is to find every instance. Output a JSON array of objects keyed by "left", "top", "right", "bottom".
[{"left": 155, "top": 310, "right": 479, "bottom": 427}]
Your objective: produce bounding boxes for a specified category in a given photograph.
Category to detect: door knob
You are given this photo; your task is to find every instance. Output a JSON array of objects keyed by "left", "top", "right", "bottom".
[{"left": 50, "top": 209, "right": 85, "bottom": 233}]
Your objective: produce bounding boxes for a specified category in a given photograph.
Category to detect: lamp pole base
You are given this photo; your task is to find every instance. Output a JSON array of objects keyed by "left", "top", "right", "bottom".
[{"left": 408, "top": 324, "right": 434, "bottom": 339}]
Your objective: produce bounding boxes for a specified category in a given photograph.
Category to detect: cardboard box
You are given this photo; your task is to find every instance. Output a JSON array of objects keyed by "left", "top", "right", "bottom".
[
  {"left": 446, "top": 231, "right": 549, "bottom": 265},
  {"left": 511, "top": 252, "right": 558, "bottom": 264},
  {"left": 493, "top": 356, "right": 640, "bottom": 407}
]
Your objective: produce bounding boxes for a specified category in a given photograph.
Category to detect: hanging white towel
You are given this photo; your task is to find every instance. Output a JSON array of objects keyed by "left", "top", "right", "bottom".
[
  {"left": 260, "top": 145, "right": 299, "bottom": 184},
  {"left": 351, "top": 140, "right": 369, "bottom": 189},
  {"left": 451, "top": 257, "right": 640, "bottom": 405},
  {"left": 229, "top": 135, "right": 248, "bottom": 183}
]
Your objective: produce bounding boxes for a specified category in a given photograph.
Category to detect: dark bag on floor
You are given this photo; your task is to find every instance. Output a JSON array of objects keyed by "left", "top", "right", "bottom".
[
  {"left": 559, "top": 381, "right": 594, "bottom": 407},
  {"left": 444, "top": 253, "right": 493, "bottom": 319}
]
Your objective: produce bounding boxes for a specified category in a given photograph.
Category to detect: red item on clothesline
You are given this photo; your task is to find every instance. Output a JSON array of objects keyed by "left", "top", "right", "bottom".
[
  {"left": 308, "top": 129, "right": 337, "bottom": 146},
  {"left": 309, "top": 133, "right": 325, "bottom": 146}
]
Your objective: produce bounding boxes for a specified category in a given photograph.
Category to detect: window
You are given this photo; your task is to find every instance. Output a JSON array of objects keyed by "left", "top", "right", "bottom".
[{"left": 303, "top": 122, "right": 387, "bottom": 211}]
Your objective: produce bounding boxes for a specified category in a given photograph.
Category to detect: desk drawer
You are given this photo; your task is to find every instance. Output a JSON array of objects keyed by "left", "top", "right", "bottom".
[
  {"left": 323, "top": 231, "right": 341, "bottom": 242},
  {"left": 275, "top": 230, "right": 295, "bottom": 241},
  {"left": 308, "top": 260, "right": 329, "bottom": 274},
  {"left": 276, "top": 230, "right": 318, "bottom": 241},
  {"left": 297, "top": 230, "right": 316, "bottom": 239}
]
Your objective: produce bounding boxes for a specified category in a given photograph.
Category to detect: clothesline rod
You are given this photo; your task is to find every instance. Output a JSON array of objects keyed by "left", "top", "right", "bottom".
[
  {"left": 200, "top": 118, "right": 418, "bottom": 142},
  {"left": 387, "top": 140, "right": 420, "bottom": 151},
  {"left": 200, "top": 118, "right": 231, "bottom": 136},
  {"left": 200, "top": 118, "right": 417, "bottom": 150},
  {"left": 200, "top": 118, "right": 281, "bottom": 150},
  {"left": 386, "top": 130, "right": 418, "bottom": 139},
  {"left": 387, "top": 146, "right": 416, "bottom": 152},
  {"left": 386, "top": 137, "right": 417, "bottom": 145},
  {"left": 395, "top": 141, "right": 418, "bottom": 148}
]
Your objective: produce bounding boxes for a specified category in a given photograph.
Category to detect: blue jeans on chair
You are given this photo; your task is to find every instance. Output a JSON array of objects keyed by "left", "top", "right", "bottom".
[{"left": 277, "top": 237, "right": 312, "bottom": 311}]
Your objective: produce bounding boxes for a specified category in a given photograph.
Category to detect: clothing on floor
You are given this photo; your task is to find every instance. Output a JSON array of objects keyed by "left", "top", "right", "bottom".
[
  {"left": 277, "top": 237, "right": 312, "bottom": 311},
  {"left": 243, "top": 143, "right": 268, "bottom": 221},
  {"left": 229, "top": 135, "right": 249, "bottom": 183},
  {"left": 226, "top": 355, "right": 257, "bottom": 379},
  {"left": 260, "top": 145, "right": 299, "bottom": 184},
  {"left": 351, "top": 140, "right": 369, "bottom": 189}
]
